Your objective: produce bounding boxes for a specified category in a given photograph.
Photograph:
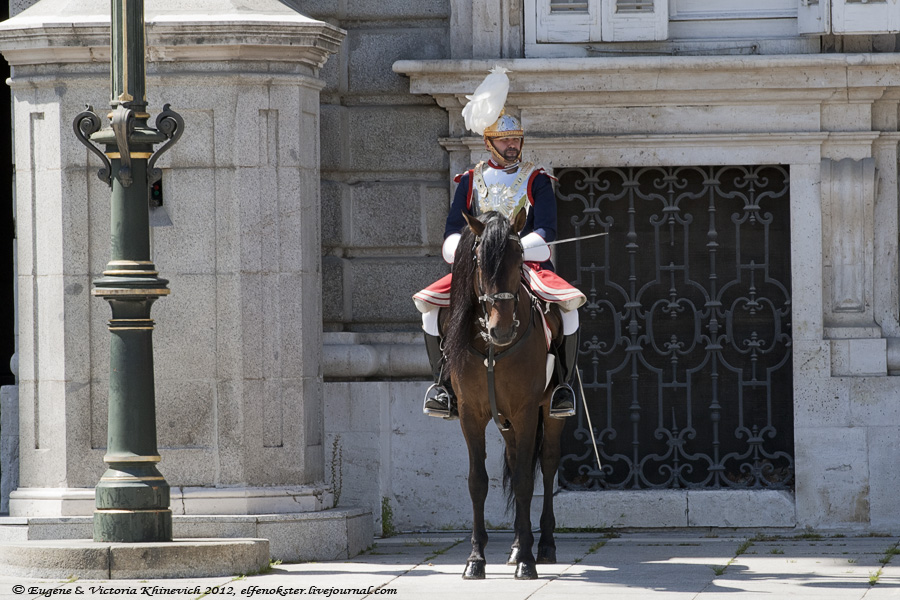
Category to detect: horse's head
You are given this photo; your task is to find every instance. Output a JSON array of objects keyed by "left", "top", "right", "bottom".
[{"left": 463, "top": 209, "right": 527, "bottom": 347}]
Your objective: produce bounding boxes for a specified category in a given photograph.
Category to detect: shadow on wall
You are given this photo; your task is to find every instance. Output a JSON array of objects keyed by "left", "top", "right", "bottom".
[{"left": 0, "top": 0, "right": 14, "bottom": 388}]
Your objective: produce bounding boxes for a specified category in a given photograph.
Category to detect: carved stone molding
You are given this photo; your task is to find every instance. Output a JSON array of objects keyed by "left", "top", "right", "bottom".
[
  {"left": 0, "top": 0, "right": 345, "bottom": 70},
  {"left": 821, "top": 157, "right": 877, "bottom": 327}
]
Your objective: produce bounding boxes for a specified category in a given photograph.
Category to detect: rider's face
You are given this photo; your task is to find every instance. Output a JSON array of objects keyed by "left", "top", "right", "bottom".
[{"left": 488, "top": 137, "right": 522, "bottom": 164}]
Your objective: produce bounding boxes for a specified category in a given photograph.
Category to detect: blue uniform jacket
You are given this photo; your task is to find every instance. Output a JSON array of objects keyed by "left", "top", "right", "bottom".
[{"left": 445, "top": 168, "right": 558, "bottom": 271}]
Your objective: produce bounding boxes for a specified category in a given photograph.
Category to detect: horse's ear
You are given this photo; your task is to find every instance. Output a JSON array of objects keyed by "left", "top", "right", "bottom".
[
  {"left": 511, "top": 207, "right": 527, "bottom": 233},
  {"left": 463, "top": 212, "right": 485, "bottom": 237}
]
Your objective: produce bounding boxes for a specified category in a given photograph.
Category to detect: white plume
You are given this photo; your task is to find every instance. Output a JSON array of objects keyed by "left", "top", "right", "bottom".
[{"left": 461, "top": 66, "right": 509, "bottom": 135}]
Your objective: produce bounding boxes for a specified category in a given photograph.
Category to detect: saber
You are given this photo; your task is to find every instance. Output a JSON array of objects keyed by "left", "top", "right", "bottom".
[
  {"left": 545, "top": 231, "right": 608, "bottom": 246},
  {"left": 576, "top": 367, "right": 603, "bottom": 474}
]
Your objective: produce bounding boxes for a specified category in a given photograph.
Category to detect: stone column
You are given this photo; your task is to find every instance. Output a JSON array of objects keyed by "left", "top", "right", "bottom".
[{"left": 0, "top": 0, "right": 345, "bottom": 517}]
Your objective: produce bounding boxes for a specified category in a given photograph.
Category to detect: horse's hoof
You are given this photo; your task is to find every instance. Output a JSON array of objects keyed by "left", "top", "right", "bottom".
[
  {"left": 463, "top": 560, "right": 486, "bottom": 580},
  {"left": 507, "top": 546, "right": 522, "bottom": 566},
  {"left": 536, "top": 546, "right": 557, "bottom": 564},
  {"left": 515, "top": 562, "right": 538, "bottom": 580}
]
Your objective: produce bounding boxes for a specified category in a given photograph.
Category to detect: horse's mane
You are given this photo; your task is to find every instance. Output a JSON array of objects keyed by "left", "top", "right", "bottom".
[{"left": 444, "top": 211, "right": 514, "bottom": 380}]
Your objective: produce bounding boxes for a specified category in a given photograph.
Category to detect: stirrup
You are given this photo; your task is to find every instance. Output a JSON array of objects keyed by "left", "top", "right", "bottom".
[
  {"left": 423, "top": 383, "right": 453, "bottom": 418},
  {"left": 549, "top": 384, "right": 576, "bottom": 418}
]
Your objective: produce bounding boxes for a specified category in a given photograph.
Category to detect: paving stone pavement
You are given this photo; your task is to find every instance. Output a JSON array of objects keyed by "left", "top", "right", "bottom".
[{"left": 1, "top": 531, "right": 899, "bottom": 600}]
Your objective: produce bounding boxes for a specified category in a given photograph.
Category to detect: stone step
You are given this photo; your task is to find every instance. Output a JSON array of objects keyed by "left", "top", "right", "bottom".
[
  {"left": 0, "top": 507, "right": 373, "bottom": 563},
  {"left": 0, "top": 538, "right": 270, "bottom": 579}
]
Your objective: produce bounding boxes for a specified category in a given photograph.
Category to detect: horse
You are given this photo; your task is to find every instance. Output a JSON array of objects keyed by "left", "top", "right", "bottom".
[{"left": 441, "top": 209, "right": 567, "bottom": 580}]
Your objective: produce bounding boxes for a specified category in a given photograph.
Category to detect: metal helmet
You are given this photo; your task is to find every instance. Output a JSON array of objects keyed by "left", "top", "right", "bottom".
[
  {"left": 483, "top": 112, "right": 524, "bottom": 140},
  {"left": 483, "top": 111, "right": 524, "bottom": 165}
]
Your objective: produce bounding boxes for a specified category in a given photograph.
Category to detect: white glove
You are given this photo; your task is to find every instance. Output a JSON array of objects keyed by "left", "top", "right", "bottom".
[
  {"left": 521, "top": 232, "right": 550, "bottom": 262},
  {"left": 442, "top": 233, "right": 462, "bottom": 264}
]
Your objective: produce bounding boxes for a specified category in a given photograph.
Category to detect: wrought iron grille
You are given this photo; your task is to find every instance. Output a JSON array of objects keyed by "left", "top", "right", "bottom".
[{"left": 554, "top": 166, "right": 793, "bottom": 490}]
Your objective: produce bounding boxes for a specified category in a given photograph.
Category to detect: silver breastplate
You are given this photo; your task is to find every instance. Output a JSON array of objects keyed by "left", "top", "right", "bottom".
[{"left": 472, "top": 161, "right": 537, "bottom": 220}]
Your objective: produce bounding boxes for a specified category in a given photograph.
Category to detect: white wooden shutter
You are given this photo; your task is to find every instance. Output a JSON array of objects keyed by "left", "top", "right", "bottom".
[
  {"left": 798, "top": 0, "right": 831, "bottom": 34},
  {"left": 601, "top": 0, "right": 668, "bottom": 41},
  {"left": 832, "top": 0, "right": 900, "bottom": 34},
  {"left": 535, "top": 0, "right": 601, "bottom": 42}
]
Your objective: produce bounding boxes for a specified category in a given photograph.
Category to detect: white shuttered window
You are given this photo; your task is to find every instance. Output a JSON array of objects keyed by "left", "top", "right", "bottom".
[
  {"left": 536, "top": 0, "right": 668, "bottom": 42},
  {"left": 533, "top": 0, "right": 900, "bottom": 48},
  {"left": 799, "top": 0, "right": 900, "bottom": 34},
  {"left": 798, "top": 0, "right": 831, "bottom": 34},
  {"left": 833, "top": 0, "right": 900, "bottom": 34},
  {"left": 603, "top": 0, "right": 669, "bottom": 40}
]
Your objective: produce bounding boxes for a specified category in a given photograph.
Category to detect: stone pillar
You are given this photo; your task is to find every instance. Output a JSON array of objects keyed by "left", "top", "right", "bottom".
[{"left": 0, "top": 0, "right": 345, "bottom": 517}]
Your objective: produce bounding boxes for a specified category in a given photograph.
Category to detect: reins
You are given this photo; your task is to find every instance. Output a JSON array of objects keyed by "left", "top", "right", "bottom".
[
  {"left": 471, "top": 230, "right": 535, "bottom": 432},
  {"left": 467, "top": 285, "right": 537, "bottom": 432}
]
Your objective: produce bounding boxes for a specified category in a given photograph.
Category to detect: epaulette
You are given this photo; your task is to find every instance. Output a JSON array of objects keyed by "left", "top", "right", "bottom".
[
  {"left": 534, "top": 166, "right": 558, "bottom": 182},
  {"left": 453, "top": 170, "right": 473, "bottom": 184}
]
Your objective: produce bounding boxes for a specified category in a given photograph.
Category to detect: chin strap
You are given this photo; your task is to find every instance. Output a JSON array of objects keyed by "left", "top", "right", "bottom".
[{"left": 486, "top": 138, "right": 523, "bottom": 168}]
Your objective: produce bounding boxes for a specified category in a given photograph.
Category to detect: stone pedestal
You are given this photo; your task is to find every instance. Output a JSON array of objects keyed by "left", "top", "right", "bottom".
[{"left": 0, "top": 0, "right": 370, "bottom": 554}]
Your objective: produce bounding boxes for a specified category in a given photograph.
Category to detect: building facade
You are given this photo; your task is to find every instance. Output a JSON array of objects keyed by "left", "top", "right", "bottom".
[
  {"left": 2, "top": 0, "right": 900, "bottom": 538},
  {"left": 312, "top": 0, "right": 900, "bottom": 533}
]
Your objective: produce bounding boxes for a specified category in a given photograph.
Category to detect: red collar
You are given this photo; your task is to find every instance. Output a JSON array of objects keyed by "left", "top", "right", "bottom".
[{"left": 487, "top": 159, "right": 520, "bottom": 173}]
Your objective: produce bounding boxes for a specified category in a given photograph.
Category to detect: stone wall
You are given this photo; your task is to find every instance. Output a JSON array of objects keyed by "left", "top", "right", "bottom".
[{"left": 291, "top": 0, "right": 453, "bottom": 332}]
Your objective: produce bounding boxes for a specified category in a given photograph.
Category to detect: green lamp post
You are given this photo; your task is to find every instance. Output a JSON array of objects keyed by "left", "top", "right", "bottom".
[{"left": 73, "top": 0, "right": 183, "bottom": 543}]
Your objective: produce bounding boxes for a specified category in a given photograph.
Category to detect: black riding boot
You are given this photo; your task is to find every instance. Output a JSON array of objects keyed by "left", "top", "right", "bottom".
[
  {"left": 423, "top": 333, "right": 458, "bottom": 419},
  {"left": 550, "top": 331, "right": 579, "bottom": 418}
]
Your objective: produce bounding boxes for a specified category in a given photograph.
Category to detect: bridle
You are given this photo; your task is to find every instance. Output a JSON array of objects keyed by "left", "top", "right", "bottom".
[
  {"left": 473, "top": 232, "right": 523, "bottom": 343},
  {"left": 471, "top": 229, "right": 534, "bottom": 432}
]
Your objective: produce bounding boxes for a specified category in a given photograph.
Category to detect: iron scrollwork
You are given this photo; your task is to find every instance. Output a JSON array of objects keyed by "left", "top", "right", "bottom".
[
  {"left": 555, "top": 165, "right": 794, "bottom": 491},
  {"left": 148, "top": 104, "right": 184, "bottom": 186},
  {"left": 72, "top": 105, "right": 112, "bottom": 187},
  {"left": 110, "top": 104, "right": 135, "bottom": 188},
  {"left": 74, "top": 103, "right": 184, "bottom": 189}
]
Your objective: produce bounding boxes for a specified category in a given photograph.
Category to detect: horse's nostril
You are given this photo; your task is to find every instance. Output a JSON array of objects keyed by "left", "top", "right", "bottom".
[{"left": 491, "top": 328, "right": 511, "bottom": 344}]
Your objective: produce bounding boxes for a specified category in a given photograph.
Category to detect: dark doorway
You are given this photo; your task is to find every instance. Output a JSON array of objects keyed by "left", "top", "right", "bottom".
[{"left": 0, "top": 1, "right": 14, "bottom": 387}]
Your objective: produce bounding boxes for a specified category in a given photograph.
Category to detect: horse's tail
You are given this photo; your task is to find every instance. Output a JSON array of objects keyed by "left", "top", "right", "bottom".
[{"left": 502, "top": 409, "right": 545, "bottom": 514}]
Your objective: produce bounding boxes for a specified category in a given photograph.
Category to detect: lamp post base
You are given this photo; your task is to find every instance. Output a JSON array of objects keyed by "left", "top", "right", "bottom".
[
  {"left": 93, "top": 509, "right": 173, "bottom": 543},
  {"left": 94, "top": 464, "right": 173, "bottom": 543}
]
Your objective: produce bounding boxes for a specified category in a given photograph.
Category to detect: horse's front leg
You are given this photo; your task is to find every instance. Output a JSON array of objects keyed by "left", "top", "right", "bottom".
[
  {"left": 460, "top": 415, "right": 490, "bottom": 579},
  {"left": 537, "top": 411, "right": 566, "bottom": 564},
  {"left": 509, "top": 421, "right": 540, "bottom": 580},
  {"left": 503, "top": 436, "right": 530, "bottom": 568},
  {"left": 504, "top": 437, "right": 525, "bottom": 567}
]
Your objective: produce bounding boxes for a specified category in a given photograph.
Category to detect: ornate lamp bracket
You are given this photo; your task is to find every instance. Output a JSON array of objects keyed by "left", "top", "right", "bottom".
[
  {"left": 110, "top": 104, "right": 135, "bottom": 188},
  {"left": 73, "top": 105, "right": 112, "bottom": 187},
  {"left": 148, "top": 104, "right": 185, "bottom": 185}
]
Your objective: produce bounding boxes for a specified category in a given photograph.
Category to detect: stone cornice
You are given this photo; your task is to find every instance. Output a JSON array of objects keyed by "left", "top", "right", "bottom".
[
  {"left": 148, "top": 20, "right": 344, "bottom": 65},
  {"left": 0, "top": 14, "right": 345, "bottom": 68},
  {"left": 394, "top": 55, "right": 900, "bottom": 107}
]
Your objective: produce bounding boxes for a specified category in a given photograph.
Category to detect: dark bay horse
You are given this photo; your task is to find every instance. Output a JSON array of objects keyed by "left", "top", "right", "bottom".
[{"left": 442, "top": 209, "right": 566, "bottom": 580}]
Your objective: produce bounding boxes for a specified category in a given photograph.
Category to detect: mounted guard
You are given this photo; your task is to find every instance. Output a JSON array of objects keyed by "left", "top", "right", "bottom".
[{"left": 413, "top": 66, "right": 586, "bottom": 420}]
